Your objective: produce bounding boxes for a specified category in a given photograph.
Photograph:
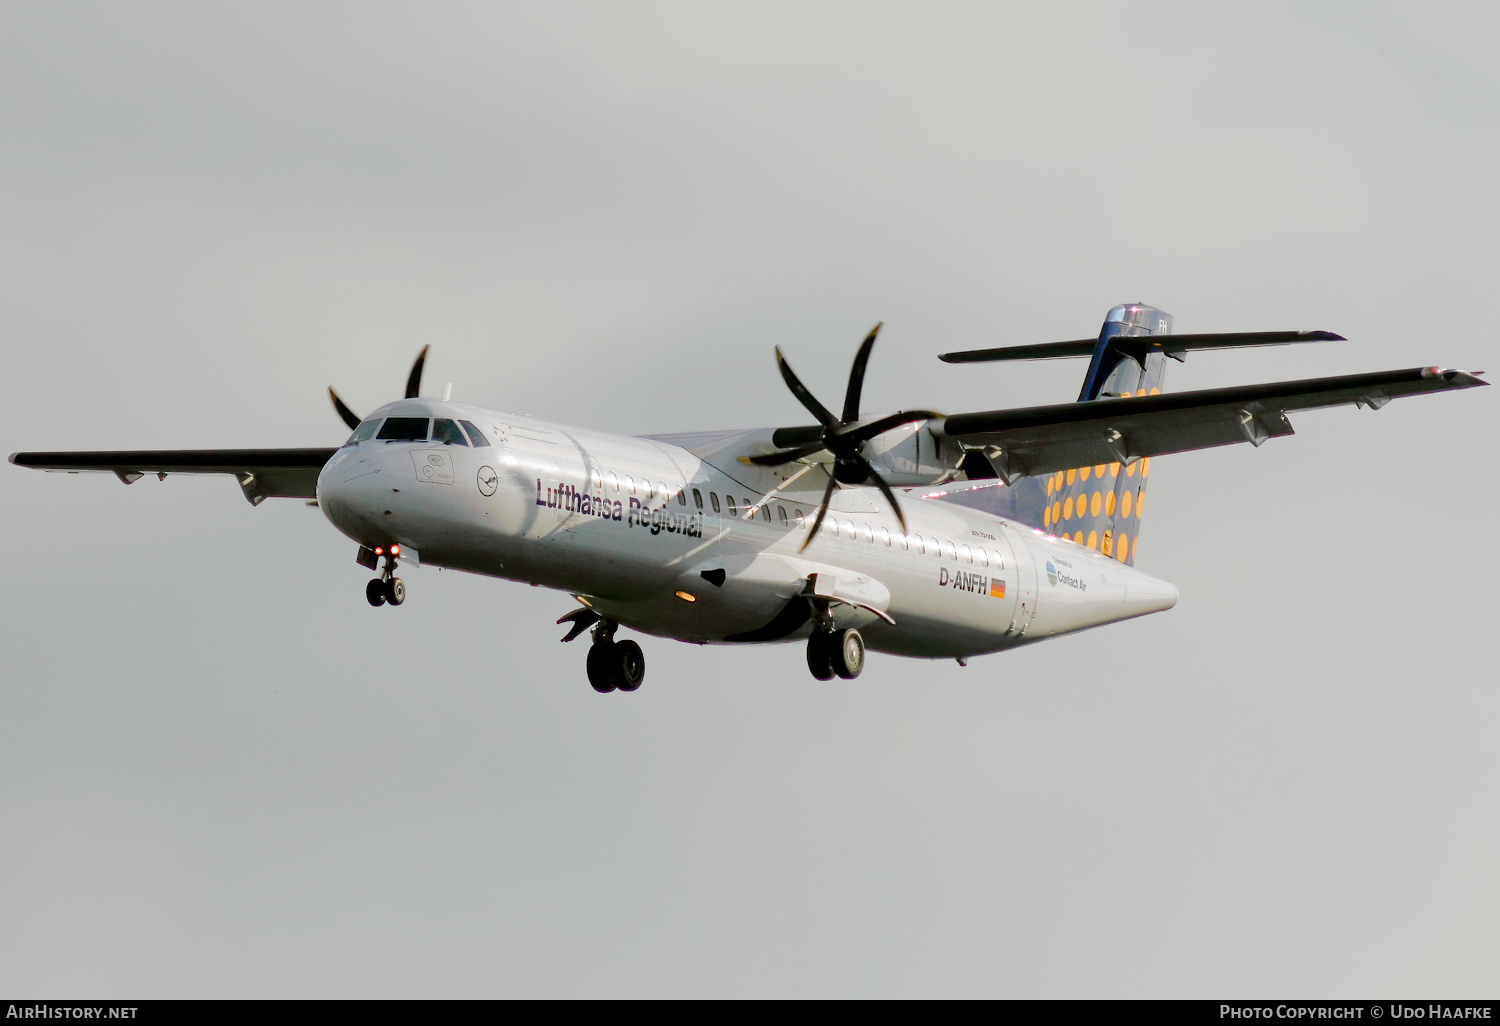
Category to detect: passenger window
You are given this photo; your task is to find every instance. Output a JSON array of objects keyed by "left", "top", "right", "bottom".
[
  {"left": 743, "top": 498, "right": 753, "bottom": 516},
  {"left": 843, "top": 520, "right": 856, "bottom": 540},
  {"left": 726, "top": 495, "right": 737, "bottom": 517},
  {"left": 459, "top": 420, "right": 491, "bottom": 447},
  {"left": 879, "top": 526, "right": 890, "bottom": 547},
  {"left": 693, "top": 488, "right": 704, "bottom": 509},
  {"left": 661, "top": 483, "right": 671, "bottom": 504},
  {"left": 709, "top": 492, "right": 721, "bottom": 513},
  {"left": 978, "top": 548, "right": 988, "bottom": 567},
  {"left": 961, "top": 543, "right": 972, "bottom": 563},
  {"left": 377, "top": 417, "right": 429, "bottom": 441},
  {"left": 607, "top": 472, "right": 618, "bottom": 492},
  {"left": 432, "top": 419, "right": 469, "bottom": 446},
  {"left": 829, "top": 519, "right": 839, "bottom": 538},
  {"left": 642, "top": 479, "right": 654, "bottom": 501},
  {"left": 778, "top": 506, "right": 788, "bottom": 526},
  {"left": 946, "top": 541, "right": 957, "bottom": 560},
  {"left": 762, "top": 505, "right": 772, "bottom": 522},
  {"left": 794, "top": 510, "right": 805, "bottom": 528},
  {"left": 677, "top": 488, "right": 687, "bottom": 506},
  {"left": 912, "top": 534, "right": 924, "bottom": 554},
  {"left": 347, "top": 419, "right": 382, "bottom": 444},
  {"left": 625, "top": 475, "right": 636, "bottom": 495}
]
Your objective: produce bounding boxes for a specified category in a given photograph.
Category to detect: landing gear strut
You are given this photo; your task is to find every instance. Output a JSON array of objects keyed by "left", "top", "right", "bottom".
[
  {"left": 807, "top": 628, "right": 864, "bottom": 681},
  {"left": 583, "top": 619, "right": 646, "bottom": 694},
  {"left": 365, "top": 551, "right": 405, "bottom": 607}
]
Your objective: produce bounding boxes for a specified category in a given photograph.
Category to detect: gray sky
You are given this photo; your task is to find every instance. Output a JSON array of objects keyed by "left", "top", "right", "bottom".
[{"left": 2, "top": 1, "right": 1496, "bottom": 998}]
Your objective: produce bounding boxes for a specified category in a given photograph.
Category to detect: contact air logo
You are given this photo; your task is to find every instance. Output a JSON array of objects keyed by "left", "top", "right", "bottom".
[{"left": 1046, "top": 557, "right": 1087, "bottom": 592}]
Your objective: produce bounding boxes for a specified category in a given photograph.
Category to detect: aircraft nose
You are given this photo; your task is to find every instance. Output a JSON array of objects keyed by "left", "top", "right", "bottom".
[{"left": 317, "top": 448, "right": 394, "bottom": 542}]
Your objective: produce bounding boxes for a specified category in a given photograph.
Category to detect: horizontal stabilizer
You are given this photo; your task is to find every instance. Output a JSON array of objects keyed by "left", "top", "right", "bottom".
[
  {"left": 940, "top": 330, "right": 1345, "bottom": 364},
  {"left": 9, "top": 448, "right": 336, "bottom": 505},
  {"left": 937, "top": 367, "right": 1485, "bottom": 482}
]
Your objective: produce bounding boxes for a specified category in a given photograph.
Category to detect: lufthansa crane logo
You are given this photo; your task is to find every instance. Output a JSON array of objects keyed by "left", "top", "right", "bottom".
[{"left": 476, "top": 465, "right": 498, "bottom": 496}]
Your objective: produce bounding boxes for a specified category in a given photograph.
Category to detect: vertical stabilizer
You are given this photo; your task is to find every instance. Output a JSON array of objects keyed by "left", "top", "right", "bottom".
[
  {"left": 938, "top": 303, "right": 1169, "bottom": 567},
  {"left": 1044, "top": 304, "right": 1169, "bottom": 565}
]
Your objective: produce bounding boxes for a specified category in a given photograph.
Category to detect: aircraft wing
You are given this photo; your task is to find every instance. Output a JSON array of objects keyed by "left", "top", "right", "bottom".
[
  {"left": 8, "top": 448, "right": 337, "bottom": 505},
  {"left": 937, "top": 366, "right": 1486, "bottom": 482}
]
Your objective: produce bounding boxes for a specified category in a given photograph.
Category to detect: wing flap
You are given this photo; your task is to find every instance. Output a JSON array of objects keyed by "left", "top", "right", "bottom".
[
  {"left": 8, "top": 448, "right": 336, "bottom": 504},
  {"left": 938, "top": 367, "right": 1485, "bottom": 481}
]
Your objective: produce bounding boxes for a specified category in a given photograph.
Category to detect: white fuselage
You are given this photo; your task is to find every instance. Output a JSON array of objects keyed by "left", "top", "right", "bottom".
[{"left": 316, "top": 399, "right": 1177, "bottom": 659}]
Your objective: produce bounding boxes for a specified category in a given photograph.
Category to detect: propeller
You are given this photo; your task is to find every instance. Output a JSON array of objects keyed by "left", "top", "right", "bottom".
[
  {"left": 328, "top": 345, "right": 432, "bottom": 431},
  {"left": 747, "top": 324, "right": 938, "bottom": 550}
]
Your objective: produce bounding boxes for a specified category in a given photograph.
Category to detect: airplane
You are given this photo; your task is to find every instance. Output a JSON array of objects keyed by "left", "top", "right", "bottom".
[{"left": 9, "top": 304, "right": 1486, "bottom": 693}]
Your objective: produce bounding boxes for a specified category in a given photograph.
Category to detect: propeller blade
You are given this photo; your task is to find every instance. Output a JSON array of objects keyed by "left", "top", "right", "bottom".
[
  {"left": 775, "top": 347, "right": 839, "bottom": 429},
  {"left": 744, "top": 442, "right": 829, "bottom": 467},
  {"left": 799, "top": 471, "right": 839, "bottom": 552},
  {"left": 829, "top": 409, "right": 941, "bottom": 448},
  {"left": 852, "top": 451, "right": 908, "bottom": 533},
  {"left": 405, "top": 344, "right": 430, "bottom": 399},
  {"left": 328, "top": 387, "right": 362, "bottom": 431},
  {"left": 841, "top": 323, "right": 881, "bottom": 424}
]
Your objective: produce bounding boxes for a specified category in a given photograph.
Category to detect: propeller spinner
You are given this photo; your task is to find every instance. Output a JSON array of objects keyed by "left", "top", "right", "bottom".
[
  {"left": 328, "top": 345, "right": 431, "bottom": 431},
  {"left": 748, "top": 324, "right": 937, "bottom": 550}
]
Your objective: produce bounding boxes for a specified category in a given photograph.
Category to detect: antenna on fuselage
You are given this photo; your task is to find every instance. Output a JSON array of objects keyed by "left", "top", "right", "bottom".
[{"left": 443, "top": 382, "right": 453, "bottom": 401}]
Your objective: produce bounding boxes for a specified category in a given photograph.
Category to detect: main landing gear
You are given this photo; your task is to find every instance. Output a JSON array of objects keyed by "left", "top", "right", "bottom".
[
  {"left": 806, "top": 628, "right": 864, "bottom": 681},
  {"left": 558, "top": 607, "right": 647, "bottom": 694},
  {"left": 365, "top": 550, "right": 405, "bottom": 608},
  {"left": 583, "top": 619, "right": 645, "bottom": 694}
]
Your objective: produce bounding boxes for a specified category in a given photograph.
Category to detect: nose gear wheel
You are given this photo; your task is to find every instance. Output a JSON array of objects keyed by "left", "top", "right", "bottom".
[{"left": 364, "top": 550, "right": 406, "bottom": 608}]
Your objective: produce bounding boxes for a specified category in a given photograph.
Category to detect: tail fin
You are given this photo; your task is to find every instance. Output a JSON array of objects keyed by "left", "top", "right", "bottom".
[
  {"left": 933, "top": 305, "right": 1350, "bottom": 563},
  {"left": 936, "top": 303, "right": 1170, "bottom": 566},
  {"left": 1042, "top": 304, "right": 1170, "bottom": 565}
]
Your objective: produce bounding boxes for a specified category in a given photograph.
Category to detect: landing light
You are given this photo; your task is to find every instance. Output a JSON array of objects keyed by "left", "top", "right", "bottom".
[
  {"left": 675, "top": 591, "right": 696, "bottom": 603},
  {"left": 374, "top": 546, "right": 384, "bottom": 555},
  {"left": 391, "top": 544, "right": 401, "bottom": 556}
]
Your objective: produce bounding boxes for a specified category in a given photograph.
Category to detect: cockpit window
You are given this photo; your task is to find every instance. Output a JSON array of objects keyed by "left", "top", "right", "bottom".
[
  {"left": 377, "top": 417, "right": 430, "bottom": 441},
  {"left": 460, "top": 420, "right": 491, "bottom": 447},
  {"left": 347, "top": 419, "right": 382, "bottom": 444},
  {"left": 432, "top": 419, "right": 469, "bottom": 446}
]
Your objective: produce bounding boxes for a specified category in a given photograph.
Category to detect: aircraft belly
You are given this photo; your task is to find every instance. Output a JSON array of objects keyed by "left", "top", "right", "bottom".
[{"left": 585, "top": 533, "right": 832, "bottom": 643}]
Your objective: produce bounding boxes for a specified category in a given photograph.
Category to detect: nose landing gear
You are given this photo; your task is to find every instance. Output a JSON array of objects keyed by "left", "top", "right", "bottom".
[{"left": 363, "top": 548, "right": 405, "bottom": 607}]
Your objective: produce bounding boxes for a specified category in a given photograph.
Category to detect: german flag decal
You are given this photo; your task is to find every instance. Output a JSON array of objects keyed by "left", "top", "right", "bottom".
[{"left": 989, "top": 580, "right": 1006, "bottom": 599}]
